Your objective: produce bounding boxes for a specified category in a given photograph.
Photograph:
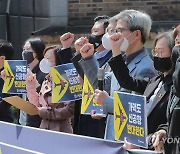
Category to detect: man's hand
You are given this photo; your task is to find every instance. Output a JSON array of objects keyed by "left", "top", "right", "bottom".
[
  {"left": 110, "top": 32, "right": 124, "bottom": 57},
  {"left": 80, "top": 43, "right": 94, "bottom": 59},
  {"left": 152, "top": 129, "right": 166, "bottom": 151},
  {"left": 60, "top": 32, "right": 74, "bottom": 49},
  {"left": 90, "top": 110, "right": 103, "bottom": 120},
  {"left": 123, "top": 137, "right": 140, "bottom": 150},
  {"left": 74, "top": 37, "right": 89, "bottom": 53},
  {"left": 94, "top": 89, "right": 108, "bottom": 106}
]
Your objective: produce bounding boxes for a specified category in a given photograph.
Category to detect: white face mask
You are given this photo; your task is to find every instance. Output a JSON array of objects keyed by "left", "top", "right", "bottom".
[
  {"left": 102, "top": 33, "right": 112, "bottom": 50},
  {"left": 121, "top": 31, "right": 138, "bottom": 51},
  {"left": 102, "top": 33, "right": 130, "bottom": 52},
  {"left": 39, "top": 58, "right": 51, "bottom": 73},
  {"left": 120, "top": 37, "right": 129, "bottom": 51}
]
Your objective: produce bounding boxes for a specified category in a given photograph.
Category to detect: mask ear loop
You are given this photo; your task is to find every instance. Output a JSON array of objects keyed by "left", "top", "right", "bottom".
[{"left": 125, "top": 31, "right": 137, "bottom": 45}]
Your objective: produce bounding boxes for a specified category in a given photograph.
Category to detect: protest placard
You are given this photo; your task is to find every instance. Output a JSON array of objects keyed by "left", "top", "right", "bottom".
[
  {"left": 81, "top": 75, "right": 104, "bottom": 116},
  {"left": 3, "top": 96, "right": 38, "bottom": 115},
  {"left": 114, "top": 91, "right": 147, "bottom": 148},
  {"left": 51, "top": 63, "right": 82, "bottom": 103},
  {"left": 2, "top": 60, "right": 27, "bottom": 94}
]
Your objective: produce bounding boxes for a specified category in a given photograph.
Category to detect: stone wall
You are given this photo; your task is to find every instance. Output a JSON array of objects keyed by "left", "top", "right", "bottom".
[
  {"left": 68, "top": 0, "right": 180, "bottom": 26},
  {"left": 34, "top": 31, "right": 156, "bottom": 51},
  {"left": 32, "top": 0, "right": 179, "bottom": 49}
]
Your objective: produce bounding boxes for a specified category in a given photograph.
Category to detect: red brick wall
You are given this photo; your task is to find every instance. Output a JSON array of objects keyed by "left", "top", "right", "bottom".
[{"left": 68, "top": 0, "right": 180, "bottom": 26}]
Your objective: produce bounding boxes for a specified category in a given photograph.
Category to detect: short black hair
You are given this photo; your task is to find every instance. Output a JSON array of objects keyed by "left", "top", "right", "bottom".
[
  {"left": 94, "top": 15, "right": 110, "bottom": 30},
  {"left": 25, "top": 38, "right": 45, "bottom": 61},
  {"left": 0, "top": 39, "right": 14, "bottom": 60}
]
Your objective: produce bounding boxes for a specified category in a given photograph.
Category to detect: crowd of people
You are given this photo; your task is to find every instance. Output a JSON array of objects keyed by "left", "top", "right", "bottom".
[{"left": 0, "top": 9, "right": 179, "bottom": 154}]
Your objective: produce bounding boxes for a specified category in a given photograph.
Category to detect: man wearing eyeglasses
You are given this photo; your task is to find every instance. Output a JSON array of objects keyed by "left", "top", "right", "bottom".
[
  {"left": 79, "top": 9, "right": 157, "bottom": 140},
  {"left": 74, "top": 15, "right": 114, "bottom": 139}
]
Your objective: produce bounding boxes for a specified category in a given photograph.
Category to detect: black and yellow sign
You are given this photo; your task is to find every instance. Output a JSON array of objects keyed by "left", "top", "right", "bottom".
[
  {"left": 2, "top": 60, "right": 27, "bottom": 94},
  {"left": 51, "top": 63, "right": 82, "bottom": 103},
  {"left": 81, "top": 76, "right": 104, "bottom": 115},
  {"left": 114, "top": 91, "right": 147, "bottom": 148},
  {"left": 114, "top": 92, "right": 128, "bottom": 140}
]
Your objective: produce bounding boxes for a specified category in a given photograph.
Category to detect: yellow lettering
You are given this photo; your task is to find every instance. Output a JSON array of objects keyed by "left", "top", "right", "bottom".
[
  {"left": 127, "top": 124, "right": 144, "bottom": 137},
  {"left": 69, "top": 85, "right": 82, "bottom": 93},
  {"left": 14, "top": 81, "right": 26, "bottom": 88}
]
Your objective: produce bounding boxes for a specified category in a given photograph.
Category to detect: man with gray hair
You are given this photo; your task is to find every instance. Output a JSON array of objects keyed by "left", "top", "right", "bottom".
[
  {"left": 114, "top": 9, "right": 152, "bottom": 48},
  {"left": 79, "top": 9, "right": 157, "bottom": 140}
]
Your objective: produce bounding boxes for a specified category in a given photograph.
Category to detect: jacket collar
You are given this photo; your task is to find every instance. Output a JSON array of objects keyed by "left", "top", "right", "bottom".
[
  {"left": 126, "top": 48, "right": 144, "bottom": 65},
  {"left": 144, "top": 75, "right": 162, "bottom": 99},
  {"left": 127, "top": 49, "right": 147, "bottom": 73},
  {"left": 147, "top": 74, "right": 172, "bottom": 116}
]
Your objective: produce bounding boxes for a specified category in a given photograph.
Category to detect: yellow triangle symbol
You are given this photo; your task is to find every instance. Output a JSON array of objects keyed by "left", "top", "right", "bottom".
[
  {"left": 81, "top": 75, "right": 94, "bottom": 114},
  {"left": 51, "top": 67, "right": 69, "bottom": 103},
  {"left": 114, "top": 92, "right": 128, "bottom": 140},
  {"left": 3, "top": 60, "right": 15, "bottom": 93}
]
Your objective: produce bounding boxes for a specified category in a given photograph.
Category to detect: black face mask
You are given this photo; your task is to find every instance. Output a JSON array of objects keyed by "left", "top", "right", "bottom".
[
  {"left": 22, "top": 51, "right": 34, "bottom": 64},
  {"left": 171, "top": 45, "right": 180, "bottom": 64},
  {"left": 89, "top": 34, "right": 103, "bottom": 49},
  {"left": 153, "top": 56, "right": 172, "bottom": 73}
]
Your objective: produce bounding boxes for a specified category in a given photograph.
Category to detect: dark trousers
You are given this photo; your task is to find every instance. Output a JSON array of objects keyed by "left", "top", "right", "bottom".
[
  {"left": 73, "top": 99, "right": 106, "bottom": 138},
  {"left": 78, "top": 114, "right": 106, "bottom": 138}
]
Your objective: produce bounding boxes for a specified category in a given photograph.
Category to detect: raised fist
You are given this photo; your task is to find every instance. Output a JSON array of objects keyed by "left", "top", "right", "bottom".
[
  {"left": 74, "top": 37, "right": 89, "bottom": 53},
  {"left": 110, "top": 32, "right": 124, "bottom": 57},
  {"left": 80, "top": 43, "right": 94, "bottom": 59},
  {"left": 60, "top": 32, "right": 74, "bottom": 49}
]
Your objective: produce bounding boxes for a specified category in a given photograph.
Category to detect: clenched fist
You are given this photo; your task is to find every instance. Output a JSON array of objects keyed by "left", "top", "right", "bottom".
[
  {"left": 74, "top": 37, "right": 89, "bottom": 53},
  {"left": 80, "top": 43, "right": 94, "bottom": 59},
  {"left": 60, "top": 32, "right": 74, "bottom": 49},
  {"left": 94, "top": 89, "right": 108, "bottom": 106},
  {"left": 110, "top": 32, "right": 124, "bottom": 57}
]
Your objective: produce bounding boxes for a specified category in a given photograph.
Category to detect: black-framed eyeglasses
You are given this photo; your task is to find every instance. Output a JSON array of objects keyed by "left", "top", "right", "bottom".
[
  {"left": 106, "top": 27, "right": 129, "bottom": 35},
  {"left": 115, "top": 27, "right": 130, "bottom": 33}
]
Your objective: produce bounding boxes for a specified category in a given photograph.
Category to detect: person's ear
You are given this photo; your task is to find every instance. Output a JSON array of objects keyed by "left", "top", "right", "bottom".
[{"left": 134, "top": 30, "right": 141, "bottom": 40}]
